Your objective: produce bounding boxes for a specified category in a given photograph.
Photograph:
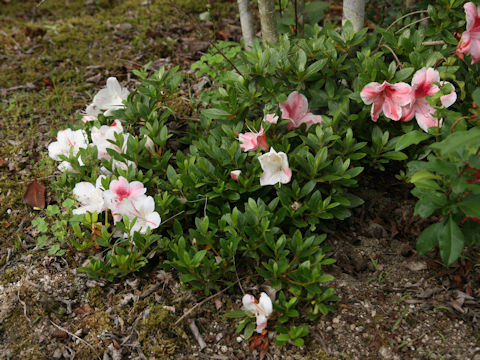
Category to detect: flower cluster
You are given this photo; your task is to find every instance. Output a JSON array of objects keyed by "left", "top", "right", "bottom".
[
  {"left": 48, "top": 78, "right": 160, "bottom": 237},
  {"left": 457, "top": 2, "right": 480, "bottom": 65},
  {"left": 236, "top": 91, "right": 322, "bottom": 186},
  {"left": 361, "top": 67, "right": 456, "bottom": 132}
]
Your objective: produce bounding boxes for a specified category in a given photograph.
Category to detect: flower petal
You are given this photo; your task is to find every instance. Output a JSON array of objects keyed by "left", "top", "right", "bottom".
[
  {"left": 360, "top": 82, "right": 384, "bottom": 105},
  {"left": 439, "top": 81, "right": 457, "bottom": 108},
  {"left": 280, "top": 91, "right": 309, "bottom": 122}
]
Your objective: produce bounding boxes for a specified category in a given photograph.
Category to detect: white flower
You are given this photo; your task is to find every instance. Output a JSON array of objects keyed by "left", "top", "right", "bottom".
[
  {"left": 91, "top": 120, "right": 124, "bottom": 159},
  {"left": 123, "top": 195, "right": 161, "bottom": 235},
  {"left": 242, "top": 292, "right": 273, "bottom": 333},
  {"left": 258, "top": 148, "right": 292, "bottom": 186},
  {"left": 84, "top": 77, "right": 130, "bottom": 118},
  {"left": 72, "top": 180, "right": 105, "bottom": 215},
  {"left": 48, "top": 129, "right": 88, "bottom": 172}
]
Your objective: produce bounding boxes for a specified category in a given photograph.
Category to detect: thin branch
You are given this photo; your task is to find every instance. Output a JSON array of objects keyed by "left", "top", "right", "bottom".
[
  {"left": 17, "top": 290, "right": 31, "bottom": 323},
  {"left": 233, "top": 256, "right": 245, "bottom": 295},
  {"left": 395, "top": 17, "right": 429, "bottom": 34},
  {"left": 422, "top": 40, "right": 446, "bottom": 46},
  {"left": 36, "top": 0, "right": 47, "bottom": 7},
  {"left": 174, "top": 278, "right": 242, "bottom": 325},
  {"left": 380, "top": 44, "right": 403, "bottom": 69},
  {"left": 161, "top": 210, "right": 185, "bottom": 224},
  {"left": 384, "top": 9, "right": 428, "bottom": 34},
  {"left": 169, "top": 0, "right": 243, "bottom": 77},
  {"left": 50, "top": 320, "right": 102, "bottom": 359}
]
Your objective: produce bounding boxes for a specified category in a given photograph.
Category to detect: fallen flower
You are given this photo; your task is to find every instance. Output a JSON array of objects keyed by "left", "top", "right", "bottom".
[
  {"left": 360, "top": 81, "right": 412, "bottom": 122},
  {"left": 457, "top": 2, "right": 480, "bottom": 64},
  {"left": 242, "top": 292, "right": 273, "bottom": 333},
  {"left": 400, "top": 67, "right": 456, "bottom": 132},
  {"left": 280, "top": 91, "right": 322, "bottom": 130},
  {"left": 258, "top": 148, "right": 292, "bottom": 186},
  {"left": 239, "top": 125, "right": 269, "bottom": 152}
]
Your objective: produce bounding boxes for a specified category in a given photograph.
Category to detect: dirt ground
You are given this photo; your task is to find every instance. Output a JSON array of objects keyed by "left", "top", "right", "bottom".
[{"left": 1, "top": 1, "right": 479, "bottom": 359}]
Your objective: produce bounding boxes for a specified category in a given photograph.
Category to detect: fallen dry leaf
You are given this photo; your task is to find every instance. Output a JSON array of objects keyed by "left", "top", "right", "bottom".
[
  {"left": 24, "top": 179, "right": 46, "bottom": 209},
  {"left": 0, "top": 158, "right": 7, "bottom": 167}
]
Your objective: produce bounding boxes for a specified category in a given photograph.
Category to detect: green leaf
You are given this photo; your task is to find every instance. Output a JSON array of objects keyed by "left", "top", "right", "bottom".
[
  {"left": 394, "top": 67, "right": 415, "bottom": 82},
  {"left": 472, "top": 87, "right": 480, "bottom": 106},
  {"left": 202, "top": 108, "right": 231, "bottom": 120},
  {"left": 395, "top": 131, "right": 431, "bottom": 151},
  {"left": 417, "top": 222, "right": 443, "bottom": 255},
  {"left": 382, "top": 151, "right": 407, "bottom": 160},
  {"left": 410, "top": 171, "right": 441, "bottom": 183},
  {"left": 244, "top": 322, "right": 255, "bottom": 339},
  {"left": 430, "top": 128, "right": 480, "bottom": 154},
  {"left": 438, "top": 216, "right": 464, "bottom": 266},
  {"left": 459, "top": 199, "right": 480, "bottom": 218},
  {"left": 293, "top": 338, "right": 304, "bottom": 347},
  {"left": 226, "top": 310, "right": 248, "bottom": 318}
]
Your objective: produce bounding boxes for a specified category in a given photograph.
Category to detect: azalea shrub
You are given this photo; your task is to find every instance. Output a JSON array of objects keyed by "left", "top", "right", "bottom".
[{"left": 41, "top": 0, "right": 480, "bottom": 347}]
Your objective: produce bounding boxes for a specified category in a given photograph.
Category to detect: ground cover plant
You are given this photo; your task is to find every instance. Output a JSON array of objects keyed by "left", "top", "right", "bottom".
[{"left": 2, "top": 0, "right": 480, "bottom": 359}]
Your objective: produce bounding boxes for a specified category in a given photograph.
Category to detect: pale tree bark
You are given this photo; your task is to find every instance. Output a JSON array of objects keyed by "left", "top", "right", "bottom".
[
  {"left": 295, "top": 0, "right": 305, "bottom": 35},
  {"left": 237, "top": 0, "right": 255, "bottom": 50},
  {"left": 405, "top": 0, "right": 415, "bottom": 6},
  {"left": 258, "top": 0, "right": 278, "bottom": 44},
  {"left": 342, "top": 0, "right": 365, "bottom": 32}
]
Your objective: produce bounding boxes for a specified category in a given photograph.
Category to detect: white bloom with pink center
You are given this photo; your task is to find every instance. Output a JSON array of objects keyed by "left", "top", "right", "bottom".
[
  {"left": 103, "top": 176, "right": 146, "bottom": 221},
  {"left": 242, "top": 293, "right": 273, "bottom": 333},
  {"left": 91, "top": 120, "right": 124, "bottom": 160},
  {"left": 457, "top": 2, "right": 480, "bottom": 64},
  {"left": 72, "top": 177, "right": 107, "bottom": 215},
  {"left": 239, "top": 125, "right": 269, "bottom": 152},
  {"left": 258, "top": 148, "right": 292, "bottom": 186},
  {"left": 123, "top": 195, "right": 161, "bottom": 235},
  {"left": 360, "top": 81, "right": 412, "bottom": 122},
  {"left": 84, "top": 77, "right": 130, "bottom": 118},
  {"left": 279, "top": 91, "right": 323, "bottom": 130},
  {"left": 400, "top": 67, "right": 457, "bottom": 133},
  {"left": 230, "top": 170, "right": 241, "bottom": 181},
  {"left": 263, "top": 113, "right": 279, "bottom": 124}
]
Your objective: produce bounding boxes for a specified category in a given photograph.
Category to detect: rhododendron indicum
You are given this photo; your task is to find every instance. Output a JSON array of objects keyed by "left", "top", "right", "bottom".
[
  {"left": 230, "top": 170, "right": 241, "bottom": 181},
  {"left": 263, "top": 113, "right": 279, "bottom": 124},
  {"left": 103, "top": 176, "right": 147, "bottom": 221},
  {"left": 48, "top": 128, "right": 88, "bottom": 172},
  {"left": 360, "top": 81, "right": 412, "bottom": 122},
  {"left": 258, "top": 148, "right": 292, "bottom": 186},
  {"left": 279, "top": 91, "right": 322, "bottom": 130},
  {"left": 72, "top": 176, "right": 106, "bottom": 215},
  {"left": 457, "top": 2, "right": 480, "bottom": 64},
  {"left": 123, "top": 195, "right": 161, "bottom": 235},
  {"left": 91, "top": 120, "right": 124, "bottom": 160},
  {"left": 242, "top": 293, "right": 273, "bottom": 333},
  {"left": 239, "top": 125, "right": 269, "bottom": 152},
  {"left": 84, "top": 77, "right": 130, "bottom": 118},
  {"left": 400, "top": 67, "right": 457, "bottom": 133}
]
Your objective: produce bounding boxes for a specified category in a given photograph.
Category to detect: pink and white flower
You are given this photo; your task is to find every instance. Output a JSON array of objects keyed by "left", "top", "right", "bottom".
[
  {"left": 360, "top": 81, "right": 412, "bottom": 122},
  {"left": 400, "top": 67, "right": 457, "bottom": 132},
  {"left": 122, "top": 195, "right": 161, "bottom": 235},
  {"left": 242, "top": 293, "right": 273, "bottom": 334},
  {"left": 230, "top": 170, "right": 241, "bottom": 181},
  {"left": 279, "top": 91, "right": 323, "bottom": 130},
  {"left": 84, "top": 77, "right": 130, "bottom": 118},
  {"left": 239, "top": 125, "right": 269, "bottom": 152},
  {"left": 258, "top": 148, "right": 292, "bottom": 186},
  {"left": 103, "top": 176, "right": 146, "bottom": 221},
  {"left": 72, "top": 176, "right": 107, "bottom": 215},
  {"left": 48, "top": 129, "right": 88, "bottom": 172},
  {"left": 457, "top": 2, "right": 480, "bottom": 64},
  {"left": 263, "top": 113, "right": 279, "bottom": 124},
  {"left": 91, "top": 120, "right": 124, "bottom": 160}
]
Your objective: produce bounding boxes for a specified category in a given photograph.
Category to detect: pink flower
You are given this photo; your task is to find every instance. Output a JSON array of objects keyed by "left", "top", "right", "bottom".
[
  {"left": 239, "top": 125, "right": 269, "bottom": 152},
  {"left": 263, "top": 113, "right": 279, "bottom": 124},
  {"left": 280, "top": 91, "right": 322, "bottom": 130},
  {"left": 400, "top": 67, "right": 457, "bottom": 133},
  {"left": 103, "top": 176, "right": 146, "bottom": 221},
  {"left": 230, "top": 170, "right": 241, "bottom": 181},
  {"left": 360, "top": 81, "right": 412, "bottom": 122},
  {"left": 457, "top": 2, "right": 480, "bottom": 64}
]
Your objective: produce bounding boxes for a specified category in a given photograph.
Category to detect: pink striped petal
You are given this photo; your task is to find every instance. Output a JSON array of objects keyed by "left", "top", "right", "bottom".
[
  {"left": 439, "top": 81, "right": 457, "bottom": 108},
  {"left": 360, "top": 82, "right": 384, "bottom": 105},
  {"left": 280, "top": 91, "right": 309, "bottom": 121},
  {"left": 390, "top": 82, "right": 413, "bottom": 106}
]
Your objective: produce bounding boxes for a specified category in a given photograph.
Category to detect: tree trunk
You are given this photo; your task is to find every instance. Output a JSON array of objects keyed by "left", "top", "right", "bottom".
[
  {"left": 342, "top": 0, "right": 365, "bottom": 32},
  {"left": 258, "top": 0, "right": 278, "bottom": 44},
  {"left": 237, "top": 0, "right": 255, "bottom": 50},
  {"left": 295, "top": 0, "right": 305, "bottom": 35}
]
